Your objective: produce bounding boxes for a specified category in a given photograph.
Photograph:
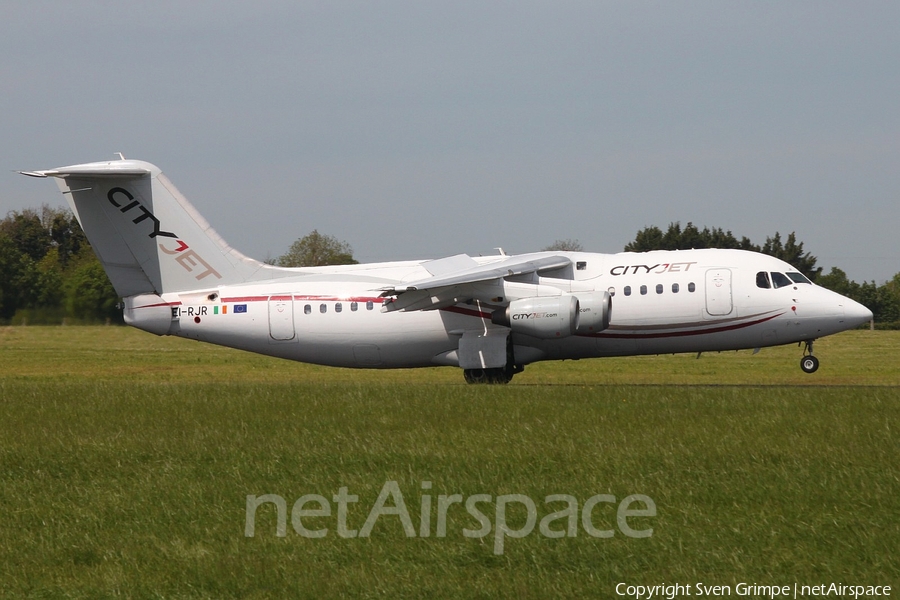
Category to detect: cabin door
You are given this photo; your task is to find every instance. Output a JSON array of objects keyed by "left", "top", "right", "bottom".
[
  {"left": 268, "top": 295, "right": 295, "bottom": 341},
  {"left": 705, "top": 269, "right": 733, "bottom": 316}
]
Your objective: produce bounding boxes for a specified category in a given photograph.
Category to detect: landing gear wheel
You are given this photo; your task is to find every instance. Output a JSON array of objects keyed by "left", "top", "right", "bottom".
[
  {"left": 800, "top": 355, "right": 819, "bottom": 374},
  {"left": 464, "top": 369, "right": 487, "bottom": 384},
  {"left": 490, "top": 368, "right": 512, "bottom": 384},
  {"left": 799, "top": 339, "right": 819, "bottom": 374},
  {"left": 463, "top": 367, "right": 513, "bottom": 384}
]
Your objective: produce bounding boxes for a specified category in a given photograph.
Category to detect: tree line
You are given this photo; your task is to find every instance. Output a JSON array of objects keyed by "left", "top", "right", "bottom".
[
  {"left": 1, "top": 209, "right": 896, "bottom": 327},
  {"left": 0, "top": 206, "right": 119, "bottom": 324},
  {"left": 621, "top": 222, "right": 820, "bottom": 280}
]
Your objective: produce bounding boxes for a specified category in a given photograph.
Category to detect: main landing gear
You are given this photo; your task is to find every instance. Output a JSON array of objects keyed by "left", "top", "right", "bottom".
[
  {"left": 464, "top": 368, "right": 510, "bottom": 384},
  {"left": 800, "top": 340, "right": 819, "bottom": 374},
  {"left": 462, "top": 334, "right": 524, "bottom": 384},
  {"left": 463, "top": 364, "right": 525, "bottom": 385}
]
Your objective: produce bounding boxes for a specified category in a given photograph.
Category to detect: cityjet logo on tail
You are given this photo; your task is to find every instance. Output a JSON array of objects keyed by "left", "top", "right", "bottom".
[{"left": 107, "top": 187, "right": 221, "bottom": 281}]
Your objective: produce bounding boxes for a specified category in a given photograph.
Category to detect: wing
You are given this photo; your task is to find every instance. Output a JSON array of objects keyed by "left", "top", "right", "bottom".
[{"left": 379, "top": 253, "right": 573, "bottom": 312}]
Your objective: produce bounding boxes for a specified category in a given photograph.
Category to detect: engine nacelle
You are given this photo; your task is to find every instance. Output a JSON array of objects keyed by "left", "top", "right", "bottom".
[
  {"left": 491, "top": 291, "right": 612, "bottom": 338},
  {"left": 573, "top": 291, "right": 612, "bottom": 334},
  {"left": 491, "top": 295, "right": 579, "bottom": 339}
]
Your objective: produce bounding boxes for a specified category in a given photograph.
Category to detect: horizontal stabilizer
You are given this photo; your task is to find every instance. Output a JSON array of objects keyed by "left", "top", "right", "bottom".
[{"left": 18, "top": 161, "right": 153, "bottom": 179}]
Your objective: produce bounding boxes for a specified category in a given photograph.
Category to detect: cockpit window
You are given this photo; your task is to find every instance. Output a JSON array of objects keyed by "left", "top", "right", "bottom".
[
  {"left": 771, "top": 272, "right": 793, "bottom": 288},
  {"left": 756, "top": 271, "right": 771, "bottom": 289},
  {"left": 786, "top": 272, "right": 812, "bottom": 284}
]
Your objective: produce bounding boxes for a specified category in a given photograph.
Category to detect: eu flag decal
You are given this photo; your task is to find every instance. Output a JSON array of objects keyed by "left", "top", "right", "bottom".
[{"left": 234, "top": 304, "right": 248, "bottom": 314}]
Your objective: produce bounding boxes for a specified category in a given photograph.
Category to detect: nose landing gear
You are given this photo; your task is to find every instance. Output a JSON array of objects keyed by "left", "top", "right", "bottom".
[{"left": 800, "top": 340, "right": 819, "bottom": 373}]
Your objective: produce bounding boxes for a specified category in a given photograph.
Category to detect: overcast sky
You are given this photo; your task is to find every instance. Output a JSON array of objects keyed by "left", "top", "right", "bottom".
[{"left": 2, "top": 1, "right": 897, "bottom": 283}]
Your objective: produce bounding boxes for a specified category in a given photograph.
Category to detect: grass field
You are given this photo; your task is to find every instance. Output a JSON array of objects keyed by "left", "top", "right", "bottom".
[{"left": 0, "top": 327, "right": 898, "bottom": 598}]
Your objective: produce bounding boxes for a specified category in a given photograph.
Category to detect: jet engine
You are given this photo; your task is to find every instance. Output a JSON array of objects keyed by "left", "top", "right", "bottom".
[
  {"left": 490, "top": 291, "right": 611, "bottom": 339},
  {"left": 572, "top": 291, "right": 612, "bottom": 334}
]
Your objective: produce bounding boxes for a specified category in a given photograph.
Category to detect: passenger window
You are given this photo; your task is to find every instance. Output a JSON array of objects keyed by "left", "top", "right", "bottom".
[
  {"left": 304, "top": 304, "right": 311, "bottom": 315},
  {"left": 640, "top": 285, "right": 647, "bottom": 295},
  {"left": 607, "top": 287, "right": 615, "bottom": 297},
  {"left": 656, "top": 284, "right": 663, "bottom": 294},
  {"left": 688, "top": 282, "right": 696, "bottom": 292},
  {"left": 672, "top": 283, "right": 679, "bottom": 293},
  {"left": 771, "top": 272, "right": 793, "bottom": 288},
  {"left": 624, "top": 286, "right": 631, "bottom": 296},
  {"left": 335, "top": 302, "right": 342, "bottom": 313},
  {"left": 320, "top": 303, "right": 327, "bottom": 313},
  {"left": 366, "top": 300, "right": 374, "bottom": 310},
  {"left": 756, "top": 271, "right": 771, "bottom": 289},
  {"left": 351, "top": 302, "right": 358, "bottom": 312},
  {"left": 576, "top": 261, "right": 587, "bottom": 270}
]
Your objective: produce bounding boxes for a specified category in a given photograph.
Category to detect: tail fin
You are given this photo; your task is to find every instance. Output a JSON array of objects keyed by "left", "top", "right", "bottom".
[{"left": 22, "top": 159, "right": 268, "bottom": 297}]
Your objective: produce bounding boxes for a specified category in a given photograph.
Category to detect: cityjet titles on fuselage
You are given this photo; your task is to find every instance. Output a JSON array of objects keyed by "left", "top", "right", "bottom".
[{"left": 609, "top": 262, "right": 698, "bottom": 276}]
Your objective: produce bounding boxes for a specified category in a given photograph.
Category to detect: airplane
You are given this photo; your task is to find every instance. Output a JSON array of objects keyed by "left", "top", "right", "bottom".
[{"left": 21, "top": 157, "right": 873, "bottom": 384}]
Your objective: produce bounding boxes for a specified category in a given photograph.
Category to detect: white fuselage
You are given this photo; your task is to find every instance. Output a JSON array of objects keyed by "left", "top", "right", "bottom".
[
  {"left": 125, "top": 248, "right": 872, "bottom": 369},
  {"left": 26, "top": 158, "right": 871, "bottom": 379}
]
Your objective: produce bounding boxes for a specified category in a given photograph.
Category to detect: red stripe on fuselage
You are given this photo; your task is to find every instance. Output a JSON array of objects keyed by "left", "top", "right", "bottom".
[
  {"left": 219, "top": 295, "right": 384, "bottom": 303},
  {"left": 134, "top": 301, "right": 182, "bottom": 309},
  {"left": 587, "top": 312, "right": 784, "bottom": 339},
  {"left": 441, "top": 306, "right": 493, "bottom": 319}
]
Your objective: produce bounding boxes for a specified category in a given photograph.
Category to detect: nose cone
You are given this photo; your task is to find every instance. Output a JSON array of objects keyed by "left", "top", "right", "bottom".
[
  {"left": 844, "top": 298, "right": 874, "bottom": 328},
  {"left": 810, "top": 286, "right": 873, "bottom": 335}
]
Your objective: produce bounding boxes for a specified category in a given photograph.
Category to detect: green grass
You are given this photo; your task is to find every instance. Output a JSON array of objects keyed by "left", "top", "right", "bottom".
[{"left": 0, "top": 327, "right": 898, "bottom": 598}]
